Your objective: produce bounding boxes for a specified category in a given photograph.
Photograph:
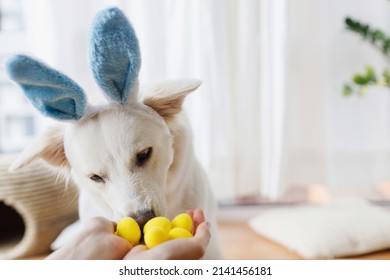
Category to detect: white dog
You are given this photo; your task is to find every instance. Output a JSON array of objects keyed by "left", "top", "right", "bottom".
[{"left": 6, "top": 8, "right": 222, "bottom": 259}]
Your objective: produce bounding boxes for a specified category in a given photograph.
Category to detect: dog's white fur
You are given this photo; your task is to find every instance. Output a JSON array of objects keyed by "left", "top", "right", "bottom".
[{"left": 10, "top": 79, "right": 222, "bottom": 259}]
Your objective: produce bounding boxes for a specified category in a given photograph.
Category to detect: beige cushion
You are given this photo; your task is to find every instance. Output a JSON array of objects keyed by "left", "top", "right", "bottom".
[{"left": 248, "top": 198, "right": 390, "bottom": 259}]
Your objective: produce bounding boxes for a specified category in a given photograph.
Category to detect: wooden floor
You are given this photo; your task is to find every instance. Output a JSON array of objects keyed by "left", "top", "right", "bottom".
[{"left": 217, "top": 221, "right": 390, "bottom": 260}]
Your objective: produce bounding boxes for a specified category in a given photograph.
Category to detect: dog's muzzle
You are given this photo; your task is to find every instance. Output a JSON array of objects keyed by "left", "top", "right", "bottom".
[{"left": 131, "top": 210, "right": 156, "bottom": 229}]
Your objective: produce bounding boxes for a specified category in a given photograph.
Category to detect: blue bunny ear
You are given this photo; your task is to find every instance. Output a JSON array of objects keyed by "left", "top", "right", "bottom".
[
  {"left": 89, "top": 7, "right": 141, "bottom": 105},
  {"left": 6, "top": 55, "right": 87, "bottom": 121}
]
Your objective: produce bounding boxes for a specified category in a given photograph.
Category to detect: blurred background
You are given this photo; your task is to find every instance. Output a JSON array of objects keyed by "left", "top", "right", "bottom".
[{"left": 1, "top": 0, "right": 390, "bottom": 208}]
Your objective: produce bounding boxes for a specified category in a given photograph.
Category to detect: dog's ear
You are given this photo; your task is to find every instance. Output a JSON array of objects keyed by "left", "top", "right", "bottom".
[
  {"left": 89, "top": 7, "right": 141, "bottom": 105},
  {"left": 143, "top": 79, "right": 202, "bottom": 120},
  {"left": 9, "top": 125, "right": 69, "bottom": 172},
  {"left": 6, "top": 55, "right": 87, "bottom": 121}
]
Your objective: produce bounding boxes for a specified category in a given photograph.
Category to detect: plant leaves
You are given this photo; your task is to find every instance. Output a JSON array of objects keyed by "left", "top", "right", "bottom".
[
  {"left": 343, "top": 84, "right": 354, "bottom": 96},
  {"left": 353, "top": 74, "right": 368, "bottom": 85}
]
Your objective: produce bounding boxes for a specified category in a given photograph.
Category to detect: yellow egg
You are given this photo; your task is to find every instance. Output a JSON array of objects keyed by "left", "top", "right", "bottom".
[
  {"left": 116, "top": 217, "right": 141, "bottom": 245},
  {"left": 143, "top": 217, "right": 172, "bottom": 234},
  {"left": 171, "top": 213, "right": 193, "bottom": 233},
  {"left": 144, "top": 226, "right": 169, "bottom": 249},
  {"left": 168, "top": 227, "right": 193, "bottom": 239}
]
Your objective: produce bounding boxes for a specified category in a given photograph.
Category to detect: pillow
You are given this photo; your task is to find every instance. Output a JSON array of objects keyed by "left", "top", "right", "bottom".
[{"left": 248, "top": 198, "right": 390, "bottom": 259}]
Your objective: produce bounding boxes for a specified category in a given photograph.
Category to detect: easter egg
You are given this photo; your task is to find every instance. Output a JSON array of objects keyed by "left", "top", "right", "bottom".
[
  {"left": 116, "top": 217, "right": 141, "bottom": 245},
  {"left": 171, "top": 213, "right": 193, "bottom": 233},
  {"left": 168, "top": 227, "right": 193, "bottom": 239},
  {"left": 143, "top": 217, "right": 172, "bottom": 234},
  {"left": 144, "top": 226, "right": 169, "bottom": 248}
]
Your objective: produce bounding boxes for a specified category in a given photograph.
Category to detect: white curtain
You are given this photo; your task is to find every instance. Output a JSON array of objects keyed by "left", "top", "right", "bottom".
[
  {"left": 19, "top": 0, "right": 390, "bottom": 202},
  {"left": 283, "top": 0, "right": 390, "bottom": 198}
]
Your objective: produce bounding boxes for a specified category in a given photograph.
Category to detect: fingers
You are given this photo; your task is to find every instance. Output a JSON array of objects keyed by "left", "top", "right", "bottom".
[
  {"left": 123, "top": 245, "right": 148, "bottom": 259},
  {"left": 192, "top": 209, "right": 206, "bottom": 234},
  {"left": 145, "top": 239, "right": 202, "bottom": 260},
  {"left": 192, "top": 221, "right": 211, "bottom": 251},
  {"left": 84, "top": 217, "right": 133, "bottom": 259},
  {"left": 47, "top": 217, "right": 133, "bottom": 260},
  {"left": 84, "top": 216, "right": 116, "bottom": 233},
  {"left": 160, "top": 221, "right": 210, "bottom": 260}
]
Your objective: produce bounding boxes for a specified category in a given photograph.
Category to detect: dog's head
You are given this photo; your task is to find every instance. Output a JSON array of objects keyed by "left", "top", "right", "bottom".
[{"left": 5, "top": 8, "right": 200, "bottom": 225}]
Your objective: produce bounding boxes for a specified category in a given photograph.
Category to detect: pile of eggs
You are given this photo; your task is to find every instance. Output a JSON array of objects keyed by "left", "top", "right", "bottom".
[{"left": 115, "top": 213, "right": 193, "bottom": 248}]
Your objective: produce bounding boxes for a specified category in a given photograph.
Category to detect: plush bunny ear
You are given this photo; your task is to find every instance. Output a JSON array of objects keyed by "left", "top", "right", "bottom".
[
  {"left": 89, "top": 7, "right": 141, "bottom": 105},
  {"left": 6, "top": 55, "right": 87, "bottom": 121}
]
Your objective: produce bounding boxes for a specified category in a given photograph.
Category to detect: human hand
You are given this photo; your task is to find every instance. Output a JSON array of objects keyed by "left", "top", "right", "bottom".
[
  {"left": 123, "top": 209, "right": 211, "bottom": 260},
  {"left": 46, "top": 209, "right": 211, "bottom": 260},
  {"left": 46, "top": 217, "right": 131, "bottom": 260}
]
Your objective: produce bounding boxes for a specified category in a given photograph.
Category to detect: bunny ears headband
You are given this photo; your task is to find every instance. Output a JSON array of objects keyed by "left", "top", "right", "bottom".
[{"left": 5, "top": 7, "right": 141, "bottom": 121}]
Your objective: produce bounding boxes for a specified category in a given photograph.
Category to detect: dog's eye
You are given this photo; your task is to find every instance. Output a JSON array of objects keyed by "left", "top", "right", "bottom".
[
  {"left": 89, "top": 174, "right": 105, "bottom": 183},
  {"left": 136, "top": 147, "right": 153, "bottom": 166}
]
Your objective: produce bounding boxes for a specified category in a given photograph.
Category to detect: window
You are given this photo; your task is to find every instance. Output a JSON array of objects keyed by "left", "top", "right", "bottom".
[{"left": 0, "top": 0, "right": 38, "bottom": 152}]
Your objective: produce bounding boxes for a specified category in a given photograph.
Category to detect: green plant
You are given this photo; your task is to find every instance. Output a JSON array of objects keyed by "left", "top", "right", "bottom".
[{"left": 343, "top": 16, "right": 390, "bottom": 96}]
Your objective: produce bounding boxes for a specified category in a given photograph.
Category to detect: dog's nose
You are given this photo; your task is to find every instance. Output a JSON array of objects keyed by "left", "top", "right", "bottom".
[{"left": 133, "top": 210, "right": 156, "bottom": 229}]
